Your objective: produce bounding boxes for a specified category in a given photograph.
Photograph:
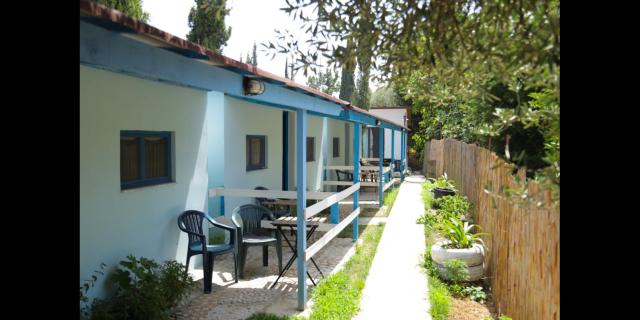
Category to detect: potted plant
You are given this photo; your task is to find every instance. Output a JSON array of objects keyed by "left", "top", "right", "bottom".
[
  {"left": 432, "top": 173, "right": 457, "bottom": 198},
  {"left": 431, "top": 216, "right": 486, "bottom": 281}
]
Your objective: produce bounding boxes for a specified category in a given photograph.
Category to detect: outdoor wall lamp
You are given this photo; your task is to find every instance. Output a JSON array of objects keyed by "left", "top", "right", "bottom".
[
  {"left": 375, "top": 119, "right": 382, "bottom": 126},
  {"left": 243, "top": 77, "right": 265, "bottom": 96}
]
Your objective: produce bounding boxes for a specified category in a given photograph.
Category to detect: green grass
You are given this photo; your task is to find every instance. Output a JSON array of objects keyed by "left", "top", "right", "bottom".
[
  {"left": 420, "top": 181, "right": 452, "bottom": 320},
  {"left": 244, "top": 313, "right": 305, "bottom": 320},
  {"left": 245, "top": 184, "right": 401, "bottom": 320},
  {"left": 429, "top": 277, "right": 451, "bottom": 320},
  {"left": 308, "top": 223, "right": 385, "bottom": 320},
  {"left": 208, "top": 232, "right": 226, "bottom": 245},
  {"left": 382, "top": 187, "right": 400, "bottom": 208},
  {"left": 245, "top": 223, "right": 386, "bottom": 320}
]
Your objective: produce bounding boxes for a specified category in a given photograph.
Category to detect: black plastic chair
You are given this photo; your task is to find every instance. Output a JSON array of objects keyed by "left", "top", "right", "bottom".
[
  {"left": 360, "top": 159, "right": 377, "bottom": 182},
  {"left": 336, "top": 170, "right": 354, "bottom": 192},
  {"left": 177, "top": 210, "right": 238, "bottom": 293},
  {"left": 231, "top": 204, "right": 283, "bottom": 279},
  {"left": 254, "top": 186, "right": 289, "bottom": 218}
]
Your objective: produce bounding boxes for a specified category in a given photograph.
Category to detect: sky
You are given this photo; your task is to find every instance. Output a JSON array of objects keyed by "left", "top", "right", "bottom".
[
  {"left": 142, "top": 0, "right": 312, "bottom": 84},
  {"left": 141, "top": 0, "right": 380, "bottom": 94}
]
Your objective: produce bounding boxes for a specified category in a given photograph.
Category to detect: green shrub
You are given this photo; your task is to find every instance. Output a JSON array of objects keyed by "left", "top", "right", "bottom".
[
  {"left": 80, "top": 263, "right": 107, "bottom": 319},
  {"left": 461, "top": 285, "right": 487, "bottom": 303},
  {"left": 433, "top": 194, "right": 471, "bottom": 220},
  {"left": 416, "top": 211, "right": 439, "bottom": 226},
  {"left": 444, "top": 259, "right": 469, "bottom": 284},
  {"left": 80, "top": 255, "right": 196, "bottom": 320}
]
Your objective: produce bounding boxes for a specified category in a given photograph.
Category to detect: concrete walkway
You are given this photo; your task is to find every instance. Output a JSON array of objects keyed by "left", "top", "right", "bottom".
[{"left": 354, "top": 174, "right": 430, "bottom": 320}]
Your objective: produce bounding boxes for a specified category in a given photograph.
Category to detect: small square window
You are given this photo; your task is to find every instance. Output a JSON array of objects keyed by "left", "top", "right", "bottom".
[
  {"left": 333, "top": 137, "right": 340, "bottom": 157},
  {"left": 121, "top": 131, "right": 172, "bottom": 190},
  {"left": 306, "top": 137, "right": 315, "bottom": 162},
  {"left": 246, "top": 135, "right": 267, "bottom": 171}
]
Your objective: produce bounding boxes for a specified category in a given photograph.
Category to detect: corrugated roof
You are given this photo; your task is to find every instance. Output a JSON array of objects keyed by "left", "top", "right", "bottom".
[{"left": 79, "top": 0, "right": 409, "bottom": 131}]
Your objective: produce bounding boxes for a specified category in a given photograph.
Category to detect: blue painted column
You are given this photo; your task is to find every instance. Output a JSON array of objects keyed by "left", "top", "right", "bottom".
[
  {"left": 391, "top": 129, "right": 395, "bottom": 188},
  {"left": 295, "top": 109, "right": 308, "bottom": 310},
  {"left": 401, "top": 130, "right": 406, "bottom": 181},
  {"left": 220, "top": 195, "right": 225, "bottom": 216},
  {"left": 282, "top": 111, "right": 289, "bottom": 190},
  {"left": 378, "top": 127, "right": 384, "bottom": 207},
  {"left": 330, "top": 203, "right": 339, "bottom": 224},
  {"left": 352, "top": 124, "right": 360, "bottom": 241}
]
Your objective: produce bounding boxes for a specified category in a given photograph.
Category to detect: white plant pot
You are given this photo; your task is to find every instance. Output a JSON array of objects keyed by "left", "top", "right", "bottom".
[
  {"left": 431, "top": 241, "right": 485, "bottom": 267},
  {"left": 435, "top": 262, "right": 484, "bottom": 282},
  {"left": 431, "top": 240, "right": 485, "bottom": 281}
]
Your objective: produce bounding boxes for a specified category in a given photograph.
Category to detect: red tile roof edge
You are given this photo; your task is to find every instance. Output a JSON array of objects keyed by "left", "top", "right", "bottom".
[{"left": 79, "top": 0, "right": 409, "bottom": 131}]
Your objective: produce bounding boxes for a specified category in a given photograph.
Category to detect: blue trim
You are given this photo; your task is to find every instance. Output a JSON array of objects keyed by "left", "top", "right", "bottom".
[
  {"left": 295, "top": 109, "right": 308, "bottom": 310},
  {"left": 220, "top": 196, "right": 225, "bottom": 216},
  {"left": 282, "top": 111, "right": 289, "bottom": 190},
  {"left": 80, "top": 22, "right": 345, "bottom": 117},
  {"left": 401, "top": 131, "right": 406, "bottom": 180},
  {"left": 378, "top": 127, "right": 384, "bottom": 207},
  {"left": 391, "top": 129, "right": 395, "bottom": 188},
  {"left": 80, "top": 21, "right": 407, "bottom": 132},
  {"left": 120, "top": 131, "right": 173, "bottom": 190},
  {"left": 331, "top": 203, "right": 339, "bottom": 224},
  {"left": 352, "top": 124, "right": 360, "bottom": 241}
]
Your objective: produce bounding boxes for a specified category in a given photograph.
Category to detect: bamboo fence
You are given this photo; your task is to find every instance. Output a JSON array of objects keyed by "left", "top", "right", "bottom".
[{"left": 423, "top": 139, "right": 559, "bottom": 320}]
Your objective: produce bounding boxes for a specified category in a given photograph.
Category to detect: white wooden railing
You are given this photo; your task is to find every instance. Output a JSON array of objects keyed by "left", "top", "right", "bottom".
[
  {"left": 208, "top": 183, "right": 362, "bottom": 262},
  {"left": 208, "top": 188, "right": 333, "bottom": 200},
  {"left": 305, "top": 182, "right": 360, "bottom": 261},
  {"left": 322, "top": 165, "right": 392, "bottom": 187}
]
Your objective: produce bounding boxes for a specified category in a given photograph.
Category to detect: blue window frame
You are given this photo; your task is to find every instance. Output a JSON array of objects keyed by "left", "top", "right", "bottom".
[{"left": 120, "top": 131, "right": 173, "bottom": 190}]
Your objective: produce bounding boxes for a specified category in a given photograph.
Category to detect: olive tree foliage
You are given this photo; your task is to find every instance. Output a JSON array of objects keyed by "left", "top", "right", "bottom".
[
  {"left": 307, "top": 67, "right": 341, "bottom": 95},
  {"left": 370, "top": 84, "right": 402, "bottom": 107},
  {"left": 264, "top": 0, "right": 559, "bottom": 205},
  {"left": 96, "top": 0, "right": 149, "bottom": 22}
]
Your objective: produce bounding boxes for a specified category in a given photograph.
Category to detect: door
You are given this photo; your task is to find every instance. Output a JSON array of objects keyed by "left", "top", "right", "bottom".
[{"left": 371, "top": 127, "right": 380, "bottom": 158}]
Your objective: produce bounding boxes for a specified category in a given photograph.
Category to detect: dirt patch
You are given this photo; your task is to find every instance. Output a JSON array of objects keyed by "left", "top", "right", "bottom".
[
  {"left": 360, "top": 206, "right": 388, "bottom": 217},
  {"left": 449, "top": 297, "right": 492, "bottom": 320}
]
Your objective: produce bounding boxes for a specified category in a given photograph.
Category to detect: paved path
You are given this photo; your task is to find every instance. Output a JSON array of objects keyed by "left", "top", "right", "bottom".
[{"left": 354, "top": 174, "right": 430, "bottom": 320}]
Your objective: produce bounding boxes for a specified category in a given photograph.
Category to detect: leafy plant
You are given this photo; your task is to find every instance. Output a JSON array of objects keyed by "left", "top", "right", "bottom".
[
  {"left": 80, "top": 263, "right": 107, "bottom": 319},
  {"left": 433, "top": 173, "right": 456, "bottom": 191},
  {"left": 417, "top": 211, "right": 439, "bottom": 226},
  {"left": 444, "top": 259, "right": 470, "bottom": 284},
  {"left": 433, "top": 195, "right": 471, "bottom": 221},
  {"left": 439, "top": 216, "right": 486, "bottom": 249},
  {"left": 462, "top": 286, "right": 487, "bottom": 303},
  {"left": 80, "top": 256, "right": 195, "bottom": 320}
]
